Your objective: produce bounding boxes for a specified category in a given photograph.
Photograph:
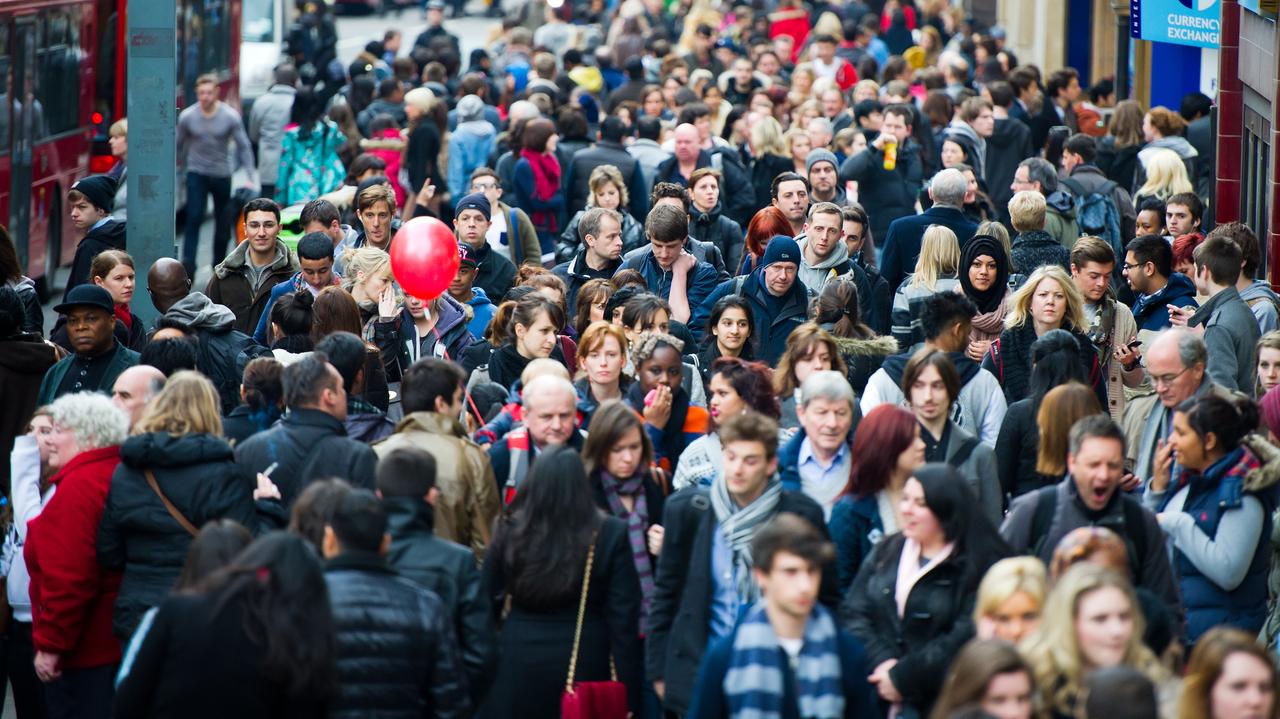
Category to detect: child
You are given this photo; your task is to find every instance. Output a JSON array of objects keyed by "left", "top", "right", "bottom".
[{"left": 64, "top": 175, "right": 126, "bottom": 302}]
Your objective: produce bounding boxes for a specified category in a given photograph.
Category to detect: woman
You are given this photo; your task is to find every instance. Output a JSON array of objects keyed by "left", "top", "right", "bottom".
[
  {"left": 687, "top": 168, "right": 746, "bottom": 274},
  {"left": 974, "top": 557, "right": 1046, "bottom": 645},
  {"left": 785, "top": 127, "right": 812, "bottom": 174},
  {"left": 701, "top": 83, "right": 732, "bottom": 137},
  {"left": 939, "top": 137, "right": 972, "bottom": 170},
  {"left": 892, "top": 224, "right": 961, "bottom": 351},
  {"left": 815, "top": 276, "right": 897, "bottom": 396},
  {"left": 1179, "top": 627, "right": 1279, "bottom": 719},
  {"left": 773, "top": 324, "right": 849, "bottom": 431},
  {"left": 114, "top": 532, "right": 335, "bottom": 718},
  {"left": 223, "top": 357, "right": 284, "bottom": 447},
  {"left": 340, "top": 247, "right": 396, "bottom": 333},
  {"left": 107, "top": 118, "right": 128, "bottom": 221},
  {"left": 828, "top": 405, "right": 926, "bottom": 593},
  {"left": 960, "top": 234, "right": 1011, "bottom": 361},
  {"left": 749, "top": 117, "right": 796, "bottom": 214},
  {"left": 672, "top": 357, "right": 779, "bottom": 491},
  {"left": 619, "top": 294, "right": 704, "bottom": 404},
  {"left": 1036, "top": 381, "right": 1103, "bottom": 483},
  {"left": 276, "top": 88, "right": 345, "bottom": 207},
  {"left": 557, "top": 165, "right": 645, "bottom": 261},
  {"left": 625, "top": 332, "right": 709, "bottom": 474},
  {"left": 98, "top": 372, "right": 274, "bottom": 642},
  {"left": 480, "top": 445, "right": 642, "bottom": 718},
  {"left": 1258, "top": 331, "right": 1280, "bottom": 397},
  {"left": 697, "top": 295, "right": 754, "bottom": 384},
  {"left": 789, "top": 64, "right": 816, "bottom": 105},
  {"left": 930, "top": 640, "right": 1037, "bottom": 719},
  {"left": 1097, "top": 99, "right": 1145, "bottom": 191},
  {"left": 267, "top": 290, "right": 315, "bottom": 365},
  {"left": 842, "top": 463, "right": 1012, "bottom": 717},
  {"left": 740, "top": 205, "right": 794, "bottom": 275},
  {"left": 1137, "top": 106, "right": 1198, "bottom": 189},
  {"left": 60, "top": 249, "right": 145, "bottom": 352},
  {"left": 360, "top": 115, "right": 408, "bottom": 209},
  {"left": 1021, "top": 564, "right": 1171, "bottom": 719},
  {"left": 957, "top": 164, "right": 997, "bottom": 223},
  {"left": 1147, "top": 393, "right": 1277, "bottom": 642},
  {"left": 640, "top": 85, "right": 674, "bottom": 122},
  {"left": 0, "top": 229, "right": 42, "bottom": 335},
  {"left": 982, "top": 265, "right": 1099, "bottom": 405},
  {"left": 994, "top": 331, "right": 1094, "bottom": 499},
  {"left": 473, "top": 294, "right": 565, "bottom": 389},
  {"left": 574, "top": 322, "right": 631, "bottom": 428},
  {"left": 1133, "top": 147, "right": 1195, "bottom": 206},
  {"left": 329, "top": 104, "right": 363, "bottom": 169},
  {"left": 371, "top": 291, "right": 475, "bottom": 382},
  {"left": 512, "top": 118, "right": 566, "bottom": 261},
  {"left": 572, "top": 279, "right": 613, "bottom": 336},
  {"left": 403, "top": 87, "right": 446, "bottom": 201}
]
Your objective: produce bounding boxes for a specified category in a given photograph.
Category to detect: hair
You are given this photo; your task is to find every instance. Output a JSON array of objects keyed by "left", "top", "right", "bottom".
[
  {"left": 1207, "top": 221, "right": 1262, "bottom": 277},
  {"left": 688, "top": 167, "right": 722, "bottom": 195},
  {"left": 1109, "top": 100, "right": 1145, "bottom": 147},
  {"left": 1049, "top": 526, "right": 1131, "bottom": 580},
  {"left": 1025, "top": 330, "right": 1090, "bottom": 409},
  {"left": 376, "top": 446, "right": 436, "bottom": 498},
  {"left": 344, "top": 154, "right": 387, "bottom": 186},
  {"left": 1008, "top": 190, "right": 1047, "bottom": 232},
  {"left": 581, "top": 399, "right": 654, "bottom": 477},
  {"left": 718, "top": 411, "right": 780, "bottom": 459},
  {"left": 913, "top": 463, "right": 1011, "bottom": 570},
  {"left": 1068, "top": 413, "right": 1126, "bottom": 457},
  {"left": 1193, "top": 233, "right": 1244, "bottom": 286},
  {"left": 296, "top": 232, "right": 334, "bottom": 263},
  {"left": 903, "top": 348, "right": 961, "bottom": 406},
  {"left": 629, "top": 330, "right": 683, "bottom": 369},
  {"left": 573, "top": 279, "right": 614, "bottom": 335},
  {"left": 974, "top": 556, "right": 1047, "bottom": 625},
  {"left": 312, "top": 332, "right": 366, "bottom": 394},
  {"left": 312, "top": 286, "right": 364, "bottom": 340},
  {"left": 645, "top": 203, "right": 689, "bottom": 244},
  {"left": 1019, "top": 157, "right": 1060, "bottom": 194},
  {"left": 241, "top": 356, "right": 284, "bottom": 422},
  {"left": 400, "top": 358, "right": 466, "bottom": 414},
  {"left": 588, "top": 164, "right": 629, "bottom": 208},
  {"left": 578, "top": 207, "right": 622, "bottom": 247},
  {"left": 270, "top": 291, "right": 316, "bottom": 347},
  {"left": 139, "top": 337, "right": 199, "bottom": 376},
  {"left": 1137, "top": 148, "right": 1194, "bottom": 201},
  {"left": 300, "top": 198, "right": 341, "bottom": 229},
  {"left": 524, "top": 272, "right": 569, "bottom": 315},
  {"left": 1063, "top": 132, "right": 1097, "bottom": 164},
  {"left": 1125, "top": 234, "right": 1173, "bottom": 278},
  {"left": 1004, "top": 265, "right": 1086, "bottom": 332},
  {"left": 89, "top": 249, "right": 134, "bottom": 288},
  {"left": 48, "top": 392, "right": 129, "bottom": 451},
  {"left": 282, "top": 353, "right": 339, "bottom": 409},
  {"left": 770, "top": 172, "right": 810, "bottom": 201},
  {"left": 1069, "top": 237, "right": 1116, "bottom": 272},
  {"left": 575, "top": 321, "right": 627, "bottom": 371},
  {"left": 1176, "top": 393, "right": 1260, "bottom": 455},
  {"left": 814, "top": 276, "right": 873, "bottom": 339},
  {"left": 288, "top": 478, "right": 353, "bottom": 550},
  {"left": 1180, "top": 627, "right": 1280, "bottom": 719},
  {"left": 133, "top": 371, "right": 223, "bottom": 436},
  {"left": 521, "top": 118, "right": 558, "bottom": 153},
  {"left": 751, "top": 513, "right": 836, "bottom": 572},
  {"left": 1172, "top": 232, "right": 1206, "bottom": 271},
  {"left": 750, "top": 116, "right": 788, "bottom": 158},
  {"left": 928, "top": 168, "right": 967, "bottom": 207},
  {"left": 1146, "top": 106, "right": 1187, "bottom": 138},
  {"left": 922, "top": 91, "right": 954, "bottom": 129},
  {"left": 0, "top": 226, "right": 20, "bottom": 284},
  {"left": 1036, "top": 382, "right": 1102, "bottom": 475},
  {"left": 621, "top": 294, "right": 671, "bottom": 333},
  {"left": 745, "top": 206, "right": 794, "bottom": 260},
  {"left": 649, "top": 182, "right": 691, "bottom": 213},
  {"left": 505, "top": 294, "right": 563, "bottom": 348},
  {"left": 773, "top": 324, "right": 848, "bottom": 395},
  {"left": 1021, "top": 564, "right": 1164, "bottom": 717},
  {"left": 175, "top": 519, "right": 253, "bottom": 591},
  {"left": 327, "top": 490, "right": 387, "bottom": 554},
  {"left": 932, "top": 641, "right": 1037, "bottom": 719},
  {"left": 917, "top": 292, "right": 977, "bottom": 341},
  {"left": 354, "top": 181, "right": 396, "bottom": 213},
  {"left": 709, "top": 358, "right": 780, "bottom": 424},
  {"left": 846, "top": 404, "right": 918, "bottom": 497},
  {"left": 909, "top": 225, "right": 960, "bottom": 291}
]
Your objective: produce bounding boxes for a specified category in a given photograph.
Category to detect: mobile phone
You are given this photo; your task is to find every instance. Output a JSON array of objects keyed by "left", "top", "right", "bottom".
[
  {"left": 1127, "top": 339, "right": 1141, "bottom": 349},
  {"left": 263, "top": 462, "right": 278, "bottom": 478}
]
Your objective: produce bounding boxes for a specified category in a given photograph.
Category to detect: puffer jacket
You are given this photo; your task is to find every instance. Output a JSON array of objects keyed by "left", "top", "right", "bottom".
[
  {"left": 325, "top": 551, "right": 471, "bottom": 719},
  {"left": 204, "top": 239, "right": 298, "bottom": 336},
  {"left": 98, "top": 432, "right": 276, "bottom": 642},
  {"left": 688, "top": 202, "right": 745, "bottom": 275},
  {"left": 370, "top": 295, "right": 476, "bottom": 383},
  {"left": 233, "top": 408, "right": 379, "bottom": 504},
  {"left": 1132, "top": 272, "right": 1198, "bottom": 336},
  {"left": 360, "top": 129, "right": 408, "bottom": 207},
  {"left": 556, "top": 208, "right": 646, "bottom": 264}
]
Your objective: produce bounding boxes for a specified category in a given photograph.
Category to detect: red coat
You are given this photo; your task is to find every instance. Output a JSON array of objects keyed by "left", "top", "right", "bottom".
[{"left": 26, "top": 445, "right": 123, "bottom": 670}]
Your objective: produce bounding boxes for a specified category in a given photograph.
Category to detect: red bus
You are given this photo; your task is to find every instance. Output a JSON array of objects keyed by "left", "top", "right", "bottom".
[{"left": 0, "top": 0, "right": 240, "bottom": 299}]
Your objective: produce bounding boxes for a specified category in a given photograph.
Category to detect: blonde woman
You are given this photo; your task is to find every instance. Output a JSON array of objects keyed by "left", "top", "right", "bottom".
[
  {"left": 791, "top": 99, "right": 822, "bottom": 133},
  {"left": 784, "top": 127, "right": 812, "bottom": 175},
  {"left": 981, "top": 264, "right": 1098, "bottom": 404},
  {"left": 1134, "top": 147, "right": 1195, "bottom": 206},
  {"left": 558, "top": 165, "right": 644, "bottom": 261},
  {"left": 974, "top": 556, "right": 1047, "bottom": 644},
  {"left": 891, "top": 224, "right": 961, "bottom": 351},
  {"left": 340, "top": 246, "right": 398, "bottom": 330},
  {"left": 98, "top": 371, "right": 268, "bottom": 641},
  {"left": 789, "top": 63, "right": 817, "bottom": 105},
  {"left": 1020, "top": 564, "right": 1175, "bottom": 719}
]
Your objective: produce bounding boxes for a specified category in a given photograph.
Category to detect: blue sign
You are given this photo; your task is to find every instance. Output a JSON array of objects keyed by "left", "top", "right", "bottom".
[{"left": 1130, "top": 0, "right": 1222, "bottom": 48}]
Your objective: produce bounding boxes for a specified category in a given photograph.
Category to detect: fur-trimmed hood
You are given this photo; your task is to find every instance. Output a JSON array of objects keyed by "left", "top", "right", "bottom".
[
  {"left": 832, "top": 334, "right": 898, "bottom": 358},
  {"left": 1243, "top": 434, "right": 1280, "bottom": 494}
]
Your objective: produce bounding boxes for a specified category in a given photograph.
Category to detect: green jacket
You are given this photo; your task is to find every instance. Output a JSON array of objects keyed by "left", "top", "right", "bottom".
[{"left": 36, "top": 340, "right": 140, "bottom": 406}]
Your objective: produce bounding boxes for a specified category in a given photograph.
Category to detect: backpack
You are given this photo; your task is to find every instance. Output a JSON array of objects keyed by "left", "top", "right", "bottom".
[
  {"left": 1028, "top": 486, "right": 1149, "bottom": 579},
  {"left": 1061, "top": 177, "right": 1124, "bottom": 261}
]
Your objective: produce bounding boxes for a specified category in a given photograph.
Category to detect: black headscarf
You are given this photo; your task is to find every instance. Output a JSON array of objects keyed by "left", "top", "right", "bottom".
[{"left": 959, "top": 234, "right": 1010, "bottom": 314}]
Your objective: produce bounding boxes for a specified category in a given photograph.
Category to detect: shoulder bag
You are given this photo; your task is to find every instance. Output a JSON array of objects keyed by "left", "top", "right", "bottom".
[
  {"left": 560, "top": 533, "right": 628, "bottom": 719},
  {"left": 144, "top": 469, "right": 199, "bottom": 537}
]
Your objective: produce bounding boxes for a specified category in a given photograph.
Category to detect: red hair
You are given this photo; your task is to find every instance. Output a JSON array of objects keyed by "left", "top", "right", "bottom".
[
  {"left": 744, "top": 206, "right": 793, "bottom": 261},
  {"left": 844, "top": 404, "right": 919, "bottom": 498},
  {"left": 1172, "top": 232, "right": 1205, "bottom": 269}
]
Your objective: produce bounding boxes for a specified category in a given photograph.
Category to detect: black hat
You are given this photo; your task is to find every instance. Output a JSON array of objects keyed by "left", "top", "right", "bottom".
[
  {"left": 457, "top": 242, "right": 479, "bottom": 268},
  {"left": 53, "top": 284, "right": 116, "bottom": 315},
  {"left": 71, "top": 175, "right": 117, "bottom": 213},
  {"left": 455, "top": 192, "right": 491, "bottom": 221}
]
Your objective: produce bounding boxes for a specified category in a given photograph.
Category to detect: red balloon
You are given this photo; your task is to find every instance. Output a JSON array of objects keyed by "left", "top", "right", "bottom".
[{"left": 389, "top": 216, "right": 461, "bottom": 300}]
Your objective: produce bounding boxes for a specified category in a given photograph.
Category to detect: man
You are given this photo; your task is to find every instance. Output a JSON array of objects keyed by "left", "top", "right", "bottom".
[
  {"left": 205, "top": 198, "right": 299, "bottom": 336},
  {"left": 1060, "top": 133, "right": 1136, "bottom": 247},
  {"left": 862, "top": 292, "right": 1006, "bottom": 445},
  {"left": 1070, "top": 237, "right": 1144, "bottom": 420},
  {"left": 687, "top": 514, "right": 877, "bottom": 718},
  {"left": 638, "top": 183, "right": 730, "bottom": 277},
  {"left": 778, "top": 371, "right": 860, "bottom": 517},
  {"left": 723, "top": 57, "right": 763, "bottom": 107},
  {"left": 615, "top": 205, "right": 721, "bottom": 325},
  {"left": 984, "top": 81, "right": 1034, "bottom": 215},
  {"left": 1008, "top": 66, "right": 1040, "bottom": 127},
  {"left": 1213, "top": 221, "right": 1280, "bottom": 333},
  {"left": 487, "top": 375, "right": 583, "bottom": 501},
  {"left": 316, "top": 332, "right": 395, "bottom": 444},
  {"left": 648, "top": 412, "right": 837, "bottom": 715},
  {"left": 253, "top": 231, "right": 341, "bottom": 344},
  {"left": 1178, "top": 234, "right": 1261, "bottom": 392},
  {"left": 1000, "top": 415, "right": 1182, "bottom": 618},
  {"left": 468, "top": 168, "right": 541, "bottom": 268},
  {"left": 374, "top": 358, "right": 498, "bottom": 557},
  {"left": 605, "top": 56, "right": 648, "bottom": 114},
  {"left": 235, "top": 353, "right": 378, "bottom": 505},
  {"left": 446, "top": 76, "right": 503, "bottom": 132},
  {"left": 301, "top": 198, "right": 361, "bottom": 257},
  {"left": 1125, "top": 234, "right": 1199, "bottom": 338},
  {"left": 1032, "top": 67, "right": 1081, "bottom": 149},
  {"left": 247, "top": 65, "right": 298, "bottom": 200},
  {"left": 356, "top": 79, "right": 407, "bottom": 137},
  {"left": 448, "top": 244, "right": 497, "bottom": 340},
  {"left": 771, "top": 172, "right": 810, "bottom": 237},
  {"left": 1008, "top": 190, "right": 1070, "bottom": 276},
  {"left": 37, "top": 286, "right": 141, "bottom": 405},
  {"left": 63, "top": 176, "right": 126, "bottom": 301},
  {"left": 654, "top": 123, "right": 753, "bottom": 229},
  {"left": 852, "top": 100, "right": 882, "bottom": 138},
  {"left": 1011, "top": 158, "right": 1079, "bottom": 249},
  {"left": 553, "top": 207, "right": 623, "bottom": 313},
  {"left": 880, "top": 168, "right": 976, "bottom": 291},
  {"left": 323, "top": 490, "right": 470, "bottom": 719},
  {"left": 177, "top": 74, "right": 258, "bottom": 277},
  {"left": 453, "top": 192, "right": 516, "bottom": 301},
  {"left": 941, "top": 55, "right": 969, "bottom": 101},
  {"left": 694, "top": 236, "right": 810, "bottom": 364},
  {"left": 805, "top": 149, "right": 845, "bottom": 206},
  {"left": 945, "top": 97, "right": 994, "bottom": 181},
  {"left": 903, "top": 349, "right": 1001, "bottom": 526},
  {"left": 797, "top": 202, "right": 860, "bottom": 294},
  {"left": 806, "top": 118, "right": 834, "bottom": 155},
  {"left": 841, "top": 204, "right": 891, "bottom": 334},
  {"left": 1181, "top": 92, "right": 1214, "bottom": 202},
  {"left": 110, "top": 365, "right": 166, "bottom": 428},
  {"left": 566, "top": 117, "right": 647, "bottom": 221},
  {"left": 1164, "top": 191, "right": 1203, "bottom": 240},
  {"left": 416, "top": 0, "right": 460, "bottom": 56},
  {"left": 627, "top": 116, "right": 671, "bottom": 193},
  {"left": 811, "top": 34, "right": 857, "bottom": 90}
]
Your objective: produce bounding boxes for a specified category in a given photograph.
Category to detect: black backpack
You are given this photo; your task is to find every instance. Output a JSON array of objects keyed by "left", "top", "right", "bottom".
[{"left": 1028, "top": 486, "right": 1149, "bottom": 578}]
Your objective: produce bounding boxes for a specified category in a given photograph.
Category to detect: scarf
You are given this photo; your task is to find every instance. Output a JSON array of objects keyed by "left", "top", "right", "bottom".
[
  {"left": 520, "top": 148, "right": 561, "bottom": 233},
  {"left": 959, "top": 235, "right": 1010, "bottom": 314},
  {"left": 600, "top": 471, "right": 655, "bottom": 624},
  {"left": 724, "top": 602, "right": 844, "bottom": 719},
  {"left": 114, "top": 303, "right": 133, "bottom": 331},
  {"left": 894, "top": 537, "right": 956, "bottom": 618},
  {"left": 968, "top": 291, "right": 1009, "bottom": 340},
  {"left": 711, "top": 474, "right": 783, "bottom": 604}
]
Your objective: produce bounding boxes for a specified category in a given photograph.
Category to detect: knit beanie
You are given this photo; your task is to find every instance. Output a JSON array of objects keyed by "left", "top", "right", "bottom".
[
  {"left": 760, "top": 235, "right": 801, "bottom": 269},
  {"left": 71, "top": 175, "right": 117, "bottom": 213},
  {"left": 805, "top": 149, "right": 839, "bottom": 176},
  {"left": 1261, "top": 386, "right": 1280, "bottom": 440}
]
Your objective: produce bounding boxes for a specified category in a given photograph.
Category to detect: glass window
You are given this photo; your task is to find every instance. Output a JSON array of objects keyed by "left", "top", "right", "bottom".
[
  {"left": 243, "top": 0, "right": 274, "bottom": 44},
  {"left": 36, "top": 8, "right": 80, "bottom": 136},
  {"left": 0, "top": 22, "right": 10, "bottom": 154}
]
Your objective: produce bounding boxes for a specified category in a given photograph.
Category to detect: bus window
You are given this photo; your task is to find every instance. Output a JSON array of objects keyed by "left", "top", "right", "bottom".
[
  {"left": 0, "top": 23, "right": 10, "bottom": 155},
  {"left": 37, "top": 7, "right": 79, "bottom": 136}
]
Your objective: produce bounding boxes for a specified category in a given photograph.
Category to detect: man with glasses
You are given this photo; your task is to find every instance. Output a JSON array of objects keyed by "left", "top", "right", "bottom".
[
  {"left": 468, "top": 167, "right": 542, "bottom": 268},
  {"left": 1010, "top": 157, "right": 1078, "bottom": 249},
  {"left": 1124, "top": 235, "right": 1198, "bottom": 341}
]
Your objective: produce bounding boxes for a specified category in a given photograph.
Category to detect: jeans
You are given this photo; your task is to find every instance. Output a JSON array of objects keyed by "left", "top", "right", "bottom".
[
  {"left": 43, "top": 663, "right": 115, "bottom": 719},
  {"left": 183, "top": 171, "right": 232, "bottom": 277},
  {"left": 3, "top": 622, "right": 46, "bottom": 719}
]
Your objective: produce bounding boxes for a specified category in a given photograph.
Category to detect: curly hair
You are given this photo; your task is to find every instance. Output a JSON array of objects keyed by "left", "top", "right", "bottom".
[
  {"left": 629, "top": 331, "right": 684, "bottom": 368},
  {"left": 48, "top": 392, "right": 128, "bottom": 452},
  {"left": 708, "top": 357, "right": 780, "bottom": 425}
]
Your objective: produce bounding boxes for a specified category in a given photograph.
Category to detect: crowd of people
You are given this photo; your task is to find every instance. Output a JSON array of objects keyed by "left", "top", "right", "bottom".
[{"left": 1, "top": 0, "right": 1278, "bottom": 718}]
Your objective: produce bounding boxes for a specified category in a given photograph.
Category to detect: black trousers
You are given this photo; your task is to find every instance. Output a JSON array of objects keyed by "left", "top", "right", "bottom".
[
  {"left": 4, "top": 621, "right": 47, "bottom": 719},
  {"left": 43, "top": 663, "right": 115, "bottom": 719}
]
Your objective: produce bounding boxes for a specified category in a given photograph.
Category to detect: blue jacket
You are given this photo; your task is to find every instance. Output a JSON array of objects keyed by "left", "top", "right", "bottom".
[
  {"left": 463, "top": 287, "right": 497, "bottom": 340},
  {"left": 880, "top": 206, "right": 979, "bottom": 291},
  {"left": 447, "top": 123, "right": 497, "bottom": 199},
  {"left": 827, "top": 493, "right": 884, "bottom": 595},
  {"left": 615, "top": 249, "right": 722, "bottom": 319},
  {"left": 1132, "top": 272, "right": 1199, "bottom": 334},
  {"left": 692, "top": 270, "right": 810, "bottom": 365}
]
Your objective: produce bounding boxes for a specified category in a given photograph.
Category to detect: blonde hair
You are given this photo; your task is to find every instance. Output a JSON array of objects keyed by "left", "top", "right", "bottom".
[
  {"left": 109, "top": 118, "right": 128, "bottom": 137},
  {"left": 975, "top": 556, "right": 1047, "bottom": 624},
  {"left": 908, "top": 224, "right": 960, "bottom": 291},
  {"left": 853, "top": 79, "right": 881, "bottom": 101},
  {"left": 1020, "top": 564, "right": 1166, "bottom": 717},
  {"left": 588, "top": 164, "right": 629, "bottom": 208},
  {"left": 520, "top": 357, "right": 571, "bottom": 385},
  {"left": 976, "top": 220, "right": 1012, "bottom": 262},
  {"left": 752, "top": 116, "right": 788, "bottom": 158},
  {"left": 133, "top": 371, "right": 224, "bottom": 437},
  {"left": 1137, "top": 147, "right": 1194, "bottom": 201},
  {"left": 812, "top": 11, "right": 843, "bottom": 38},
  {"left": 339, "top": 247, "right": 392, "bottom": 294},
  {"left": 784, "top": 127, "right": 810, "bottom": 158},
  {"left": 1036, "top": 382, "right": 1101, "bottom": 475},
  {"left": 1008, "top": 190, "right": 1047, "bottom": 232},
  {"left": 1004, "top": 265, "right": 1087, "bottom": 331}
]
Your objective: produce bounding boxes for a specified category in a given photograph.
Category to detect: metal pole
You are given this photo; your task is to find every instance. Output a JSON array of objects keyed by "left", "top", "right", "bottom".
[{"left": 125, "top": 4, "right": 177, "bottom": 327}]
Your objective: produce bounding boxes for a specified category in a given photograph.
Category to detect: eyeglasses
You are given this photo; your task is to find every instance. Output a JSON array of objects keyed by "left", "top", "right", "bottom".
[
  {"left": 1121, "top": 261, "right": 1147, "bottom": 272},
  {"left": 1151, "top": 366, "right": 1191, "bottom": 388}
]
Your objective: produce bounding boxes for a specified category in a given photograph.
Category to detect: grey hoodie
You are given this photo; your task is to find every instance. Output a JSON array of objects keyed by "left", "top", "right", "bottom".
[
  {"left": 165, "top": 291, "right": 236, "bottom": 332},
  {"left": 1240, "top": 279, "right": 1280, "bottom": 334},
  {"left": 797, "top": 235, "right": 852, "bottom": 292}
]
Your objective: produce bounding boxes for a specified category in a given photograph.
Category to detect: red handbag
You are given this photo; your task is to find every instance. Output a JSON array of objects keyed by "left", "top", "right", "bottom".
[{"left": 559, "top": 537, "right": 629, "bottom": 719}]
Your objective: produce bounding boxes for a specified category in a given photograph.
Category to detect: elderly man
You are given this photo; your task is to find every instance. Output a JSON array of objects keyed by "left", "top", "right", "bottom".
[
  {"left": 778, "top": 371, "right": 861, "bottom": 518},
  {"left": 1010, "top": 157, "right": 1078, "bottom": 248},
  {"left": 37, "top": 286, "right": 141, "bottom": 406},
  {"left": 693, "top": 236, "right": 809, "bottom": 364},
  {"left": 488, "top": 375, "right": 583, "bottom": 501},
  {"left": 879, "top": 169, "right": 977, "bottom": 290},
  {"left": 110, "top": 366, "right": 166, "bottom": 428}
]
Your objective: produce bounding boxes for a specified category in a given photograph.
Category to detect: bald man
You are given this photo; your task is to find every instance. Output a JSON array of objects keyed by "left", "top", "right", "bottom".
[
  {"left": 487, "top": 375, "right": 583, "bottom": 499},
  {"left": 112, "top": 365, "right": 167, "bottom": 427},
  {"left": 147, "top": 258, "right": 193, "bottom": 315},
  {"left": 654, "top": 123, "right": 754, "bottom": 228}
]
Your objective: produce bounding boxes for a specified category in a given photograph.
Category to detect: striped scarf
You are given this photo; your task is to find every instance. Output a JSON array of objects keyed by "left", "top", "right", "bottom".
[
  {"left": 711, "top": 476, "right": 783, "bottom": 605},
  {"left": 724, "top": 602, "right": 845, "bottom": 719},
  {"left": 600, "top": 471, "right": 655, "bottom": 625}
]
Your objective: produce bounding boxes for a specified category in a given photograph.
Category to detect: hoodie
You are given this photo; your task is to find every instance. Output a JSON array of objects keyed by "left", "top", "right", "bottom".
[
  {"left": 463, "top": 287, "right": 496, "bottom": 340},
  {"left": 943, "top": 121, "right": 986, "bottom": 179},
  {"left": 64, "top": 219, "right": 127, "bottom": 302},
  {"left": 165, "top": 292, "right": 236, "bottom": 332},
  {"left": 1240, "top": 279, "right": 1280, "bottom": 334},
  {"left": 448, "top": 120, "right": 498, "bottom": 199},
  {"left": 165, "top": 292, "right": 268, "bottom": 413},
  {"left": 1133, "top": 272, "right": 1200, "bottom": 336},
  {"left": 1044, "top": 190, "right": 1080, "bottom": 250},
  {"left": 862, "top": 349, "right": 1007, "bottom": 445},
  {"left": 205, "top": 239, "right": 298, "bottom": 335},
  {"left": 797, "top": 236, "right": 853, "bottom": 292}
]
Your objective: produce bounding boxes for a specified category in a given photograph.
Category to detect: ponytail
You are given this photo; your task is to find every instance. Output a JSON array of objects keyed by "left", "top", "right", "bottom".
[{"left": 1178, "top": 394, "right": 1261, "bottom": 451}]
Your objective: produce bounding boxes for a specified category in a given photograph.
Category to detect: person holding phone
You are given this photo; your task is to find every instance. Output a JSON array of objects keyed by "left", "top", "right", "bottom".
[{"left": 1070, "top": 237, "right": 1146, "bottom": 421}]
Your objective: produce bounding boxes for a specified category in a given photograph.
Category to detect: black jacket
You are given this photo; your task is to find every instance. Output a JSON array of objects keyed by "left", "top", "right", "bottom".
[
  {"left": 994, "top": 398, "right": 1056, "bottom": 499},
  {"left": 838, "top": 139, "right": 925, "bottom": 245},
  {"left": 383, "top": 497, "right": 497, "bottom": 703},
  {"left": 64, "top": 219, "right": 126, "bottom": 302},
  {"left": 646, "top": 488, "right": 838, "bottom": 714},
  {"left": 655, "top": 149, "right": 755, "bottom": 229},
  {"left": 553, "top": 250, "right": 622, "bottom": 318},
  {"left": 566, "top": 140, "right": 648, "bottom": 221},
  {"left": 325, "top": 551, "right": 471, "bottom": 719},
  {"left": 747, "top": 153, "right": 794, "bottom": 222},
  {"left": 688, "top": 202, "right": 745, "bottom": 277},
  {"left": 467, "top": 241, "right": 517, "bottom": 303},
  {"left": 98, "top": 432, "right": 280, "bottom": 641},
  {"left": 879, "top": 205, "right": 978, "bottom": 292},
  {"left": 233, "top": 408, "right": 378, "bottom": 506},
  {"left": 986, "top": 118, "right": 1033, "bottom": 215}
]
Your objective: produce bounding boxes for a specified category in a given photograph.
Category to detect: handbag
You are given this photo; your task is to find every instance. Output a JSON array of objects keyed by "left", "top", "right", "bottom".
[
  {"left": 144, "top": 469, "right": 199, "bottom": 538},
  {"left": 559, "top": 534, "right": 628, "bottom": 719}
]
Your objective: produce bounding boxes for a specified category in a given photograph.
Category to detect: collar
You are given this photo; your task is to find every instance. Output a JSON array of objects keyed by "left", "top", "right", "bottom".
[
  {"left": 347, "top": 396, "right": 383, "bottom": 417},
  {"left": 90, "top": 216, "right": 113, "bottom": 232},
  {"left": 283, "top": 407, "right": 347, "bottom": 433},
  {"left": 50, "top": 444, "right": 120, "bottom": 485},
  {"left": 325, "top": 550, "right": 395, "bottom": 574},
  {"left": 75, "top": 338, "right": 121, "bottom": 361},
  {"left": 798, "top": 437, "right": 848, "bottom": 469}
]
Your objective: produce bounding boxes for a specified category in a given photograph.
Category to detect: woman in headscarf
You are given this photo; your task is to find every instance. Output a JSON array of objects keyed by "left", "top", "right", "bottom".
[{"left": 959, "top": 235, "right": 1012, "bottom": 362}]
